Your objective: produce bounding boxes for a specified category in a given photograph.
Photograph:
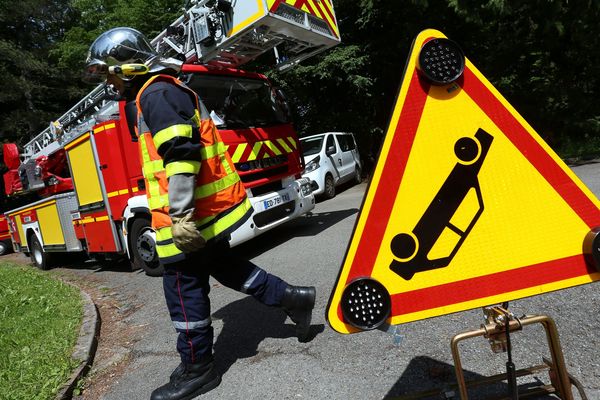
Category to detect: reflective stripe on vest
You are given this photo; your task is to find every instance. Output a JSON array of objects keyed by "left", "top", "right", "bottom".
[{"left": 135, "top": 74, "right": 252, "bottom": 263}]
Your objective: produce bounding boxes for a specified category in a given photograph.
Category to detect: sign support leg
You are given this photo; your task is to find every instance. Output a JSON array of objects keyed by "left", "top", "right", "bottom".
[{"left": 450, "top": 305, "right": 578, "bottom": 400}]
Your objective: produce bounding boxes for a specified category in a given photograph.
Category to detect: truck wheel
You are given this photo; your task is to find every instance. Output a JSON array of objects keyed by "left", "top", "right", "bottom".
[
  {"left": 324, "top": 174, "right": 336, "bottom": 199},
  {"left": 0, "top": 240, "right": 11, "bottom": 256},
  {"left": 29, "top": 235, "right": 52, "bottom": 270},
  {"left": 130, "top": 217, "right": 163, "bottom": 277}
]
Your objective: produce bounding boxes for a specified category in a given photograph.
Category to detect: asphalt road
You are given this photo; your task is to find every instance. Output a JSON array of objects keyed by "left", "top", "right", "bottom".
[{"left": 49, "top": 163, "right": 600, "bottom": 399}]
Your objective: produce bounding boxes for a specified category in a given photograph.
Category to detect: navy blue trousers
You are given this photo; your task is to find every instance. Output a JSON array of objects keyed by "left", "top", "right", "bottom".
[{"left": 162, "top": 239, "right": 288, "bottom": 364}]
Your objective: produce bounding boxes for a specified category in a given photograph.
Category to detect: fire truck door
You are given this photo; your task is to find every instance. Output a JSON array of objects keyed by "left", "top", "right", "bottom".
[
  {"left": 65, "top": 132, "right": 105, "bottom": 212},
  {"left": 65, "top": 132, "right": 121, "bottom": 253},
  {"left": 36, "top": 201, "right": 65, "bottom": 247}
]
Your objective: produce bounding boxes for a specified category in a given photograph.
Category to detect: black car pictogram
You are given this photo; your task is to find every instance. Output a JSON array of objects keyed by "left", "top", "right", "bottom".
[{"left": 389, "top": 128, "right": 494, "bottom": 280}]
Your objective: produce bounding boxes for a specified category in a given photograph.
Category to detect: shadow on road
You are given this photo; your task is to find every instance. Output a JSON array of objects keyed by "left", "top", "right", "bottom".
[
  {"left": 212, "top": 296, "right": 325, "bottom": 375},
  {"left": 56, "top": 253, "right": 135, "bottom": 273},
  {"left": 384, "top": 356, "right": 557, "bottom": 399},
  {"left": 235, "top": 208, "right": 359, "bottom": 259}
]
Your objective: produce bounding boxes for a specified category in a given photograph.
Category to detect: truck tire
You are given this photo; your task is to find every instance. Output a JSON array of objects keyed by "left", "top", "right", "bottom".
[
  {"left": 29, "top": 235, "right": 52, "bottom": 270},
  {"left": 130, "top": 217, "right": 163, "bottom": 277},
  {"left": 0, "top": 240, "right": 11, "bottom": 256}
]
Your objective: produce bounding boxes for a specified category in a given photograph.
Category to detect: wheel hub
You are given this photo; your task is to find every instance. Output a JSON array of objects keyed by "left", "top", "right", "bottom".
[{"left": 137, "top": 229, "right": 157, "bottom": 262}]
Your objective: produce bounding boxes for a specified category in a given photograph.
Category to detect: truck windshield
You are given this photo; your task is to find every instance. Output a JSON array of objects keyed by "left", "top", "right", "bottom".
[
  {"left": 300, "top": 136, "right": 324, "bottom": 156},
  {"left": 185, "top": 74, "right": 290, "bottom": 129}
]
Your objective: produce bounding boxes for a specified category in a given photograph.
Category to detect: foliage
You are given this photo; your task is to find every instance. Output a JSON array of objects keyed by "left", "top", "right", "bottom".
[
  {"left": 273, "top": 0, "right": 600, "bottom": 163},
  {"left": 0, "top": 0, "right": 80, "bottom": 143},
  {"left": 52, "top": 0, "right": 186, "bottom": 72},
  {"left": 0, "top": 262, "right": 82, "bottom": 400},
  {"left": 1, "top": 0, "right": 599, "bottom": 166}
]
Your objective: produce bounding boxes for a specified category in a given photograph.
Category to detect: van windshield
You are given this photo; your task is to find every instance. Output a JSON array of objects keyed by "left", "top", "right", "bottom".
[
  {"left": 301, "top": 136, "right": 324, "bottom": 156},
  {"left": 184, "top": 74, "right": 290, "bottom": 129}
]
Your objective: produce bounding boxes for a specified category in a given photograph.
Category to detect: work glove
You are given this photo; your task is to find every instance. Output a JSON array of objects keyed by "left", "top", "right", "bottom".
[{"left": 171, "top": 213, "right": 206, "bottom": 253}]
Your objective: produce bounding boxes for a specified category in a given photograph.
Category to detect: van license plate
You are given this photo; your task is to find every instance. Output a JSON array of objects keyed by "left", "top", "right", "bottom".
[{"left": 263, "top": 193, "right": 290, "bottom": 210}]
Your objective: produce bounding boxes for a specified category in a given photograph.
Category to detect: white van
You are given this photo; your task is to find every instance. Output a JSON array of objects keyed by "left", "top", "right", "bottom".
[{"left": 300, "top": 132, "right": 362, "bottom": 199}]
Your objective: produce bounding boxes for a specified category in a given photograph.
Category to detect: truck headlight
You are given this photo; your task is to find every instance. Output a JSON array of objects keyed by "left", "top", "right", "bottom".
[
  {"left": 300, "top": 180, "right": 313, "bottom": 196},
  {"left": 305, "top": 155, "right": 320, "bottom": 173}
]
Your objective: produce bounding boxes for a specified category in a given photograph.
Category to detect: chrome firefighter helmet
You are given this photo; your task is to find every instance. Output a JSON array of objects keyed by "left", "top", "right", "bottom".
[{"left": 84, "top": 27, "right": 182, "bottom": 83}]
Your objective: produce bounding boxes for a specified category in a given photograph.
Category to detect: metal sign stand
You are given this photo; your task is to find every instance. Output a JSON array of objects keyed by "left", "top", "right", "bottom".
[
  {"left": 450, "top": 304, "right": 587, "bottom": 400},
  {"left": 394, "top": 304, "right": 588, "bottom": 400}
]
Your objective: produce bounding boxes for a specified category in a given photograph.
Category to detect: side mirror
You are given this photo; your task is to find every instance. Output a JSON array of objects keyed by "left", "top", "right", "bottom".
[{"left": 326, "top": 145, "right": 336, "bottom": 156}]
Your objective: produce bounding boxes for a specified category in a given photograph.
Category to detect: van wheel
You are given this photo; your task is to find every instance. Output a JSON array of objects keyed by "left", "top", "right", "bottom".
[
  {"left": 354, "top": 166, "right": 362, "bottom": 184},
  {"left": 324, "top": 174, "right": 336, "bottom": 199},
  {"left": 130, "top": 217, "right": 163, "bottom": 277},
  {"left": 29, "top": 235, "right": 52, "bottom": 270}
]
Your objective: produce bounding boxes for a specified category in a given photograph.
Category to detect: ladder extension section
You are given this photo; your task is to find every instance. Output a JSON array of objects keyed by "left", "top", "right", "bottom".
[{"left": 153, "top": 0, "right": 340, "bottom": 69}]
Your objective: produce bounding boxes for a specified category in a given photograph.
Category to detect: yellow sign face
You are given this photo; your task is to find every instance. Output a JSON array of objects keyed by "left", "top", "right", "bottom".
[{"left": 327, "top": 29, "right": 600, "bottom": 334}]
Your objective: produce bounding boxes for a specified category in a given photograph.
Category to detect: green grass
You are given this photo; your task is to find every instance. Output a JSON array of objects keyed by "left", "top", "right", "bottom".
[{"left": 0, "top": 262, "right": 83, "bottom": 400}]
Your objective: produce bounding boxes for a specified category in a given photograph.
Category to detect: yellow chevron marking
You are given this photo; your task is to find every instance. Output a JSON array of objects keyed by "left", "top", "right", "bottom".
[
  {"left": 277, "top": 138, "right": 293, "bottom": 153},
  {"left": 288, "top": 137, "right": 297, "bottom": 150},
  {"left": 265, "top": 141, "right": 283, "bottom": 156},
  {"left": 319, "top": 0, "right": 339, "bottom": 36},
  {"left": 306, "top": 0, "right": 324, "bottom": 19},
  {"left": 247, "top": 142, "right": 263, "bottom": 161},
  {"left": 232, "top": 143, "right": 247, "bottom": 163}
]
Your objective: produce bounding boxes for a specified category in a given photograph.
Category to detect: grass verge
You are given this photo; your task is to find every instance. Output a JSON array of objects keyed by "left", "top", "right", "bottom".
[{"left": 0, "top": 262, "right": 83, "bottom": 400}]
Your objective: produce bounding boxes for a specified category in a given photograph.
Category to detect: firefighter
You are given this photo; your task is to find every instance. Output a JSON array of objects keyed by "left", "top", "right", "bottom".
[{"left": 84, "top": 27, "right": 316, "bottom": 400}]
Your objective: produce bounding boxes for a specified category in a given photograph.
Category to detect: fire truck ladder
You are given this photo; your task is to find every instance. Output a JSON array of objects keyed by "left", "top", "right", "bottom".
[{"left": 21, "top": 0, "right": 339, "bottom": 165}]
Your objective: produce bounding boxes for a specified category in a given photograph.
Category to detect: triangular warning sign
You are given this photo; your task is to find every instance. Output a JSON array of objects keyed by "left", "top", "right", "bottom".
[{"left": 326, "top": 29, "right": 600, "bottom": 334}]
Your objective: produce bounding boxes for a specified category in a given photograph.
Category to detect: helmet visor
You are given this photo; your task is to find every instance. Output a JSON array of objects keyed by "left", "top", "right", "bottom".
[{"left": 83, "top": 59, "right": 109, "bottom": 84}]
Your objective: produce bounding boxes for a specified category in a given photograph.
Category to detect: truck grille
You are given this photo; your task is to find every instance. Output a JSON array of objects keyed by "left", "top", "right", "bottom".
[
  {"left": 251, "top": 181, "right": 283, "bottom": 197},
  {"left": 236, "top": 155, "right": 289, "bottom": 185},
  {"left": 236, "top": 154, "right": 287, "bottom": 172},
  {"left": 253, "top": 200, "right": 295, "bottom": 228},
  {"left": 239, "top": 166, "right": 288, "bottom": 184}
]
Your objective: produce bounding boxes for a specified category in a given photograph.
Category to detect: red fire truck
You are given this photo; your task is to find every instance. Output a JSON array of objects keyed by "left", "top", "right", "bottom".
[{"left": 2, "top": 0, "right": 340, "bottom": 275}]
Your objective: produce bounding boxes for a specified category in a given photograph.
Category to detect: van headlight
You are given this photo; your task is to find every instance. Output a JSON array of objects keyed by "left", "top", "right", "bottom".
[{"left": 305, "top": 155, "right": 320, "bottom": 173}]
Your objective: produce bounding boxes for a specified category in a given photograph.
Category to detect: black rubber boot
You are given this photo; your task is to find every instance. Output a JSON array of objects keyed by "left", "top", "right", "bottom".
[
  {"left": 168, "top": 363, "right": 185, "bottom": 382},
  {"left": 281, "top": 285, "right": 316, "bottom": 342},
  {"left": 151, "top": 359, "right": 221, "bottom": 400}
]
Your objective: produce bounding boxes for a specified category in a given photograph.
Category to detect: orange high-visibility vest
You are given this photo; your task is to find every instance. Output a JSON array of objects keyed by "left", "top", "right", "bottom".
[{"left": 135, "top": 74, "right": 252, "bottom": 264}]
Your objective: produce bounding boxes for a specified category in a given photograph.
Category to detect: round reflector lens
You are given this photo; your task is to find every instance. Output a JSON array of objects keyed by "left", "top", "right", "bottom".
[
  {"left": 418, "top": 38, "right": 465, "bottom": 85},
  {"left": 341, "top": 278, "right": 391, "bottom": 331}
]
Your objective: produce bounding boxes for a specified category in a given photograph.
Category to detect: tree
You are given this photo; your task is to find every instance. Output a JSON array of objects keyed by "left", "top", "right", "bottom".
[
  {"left": 272, "top": 0, "right": 600, "bottom": 168},
  {"left": 0, "top": 0, "right": 80, "bottom": 144}
]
